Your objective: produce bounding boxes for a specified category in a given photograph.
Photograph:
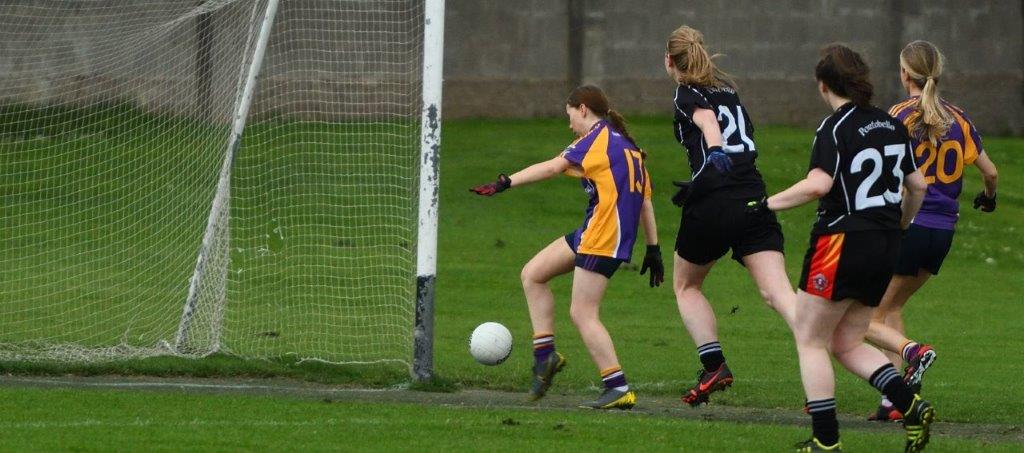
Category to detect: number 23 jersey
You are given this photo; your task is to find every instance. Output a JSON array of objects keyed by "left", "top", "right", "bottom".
[
  {"left": 809, "top": 102, "right": 918, "bottom": 234},
  {"left": 672, "top": 84, "right": 766, "bottom": 201}
]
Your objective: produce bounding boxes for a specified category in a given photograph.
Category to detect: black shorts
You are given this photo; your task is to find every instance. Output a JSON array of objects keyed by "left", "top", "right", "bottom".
[
  {"left": 894, "top": 224, "right": 955, "bottom": 276},
  {"left": 675, "top": 196, "right": 784, "bottom": 265},
  {"left": 799, "top": 230, "right": 901, "bottom": 307},
  {"left": 564, "top": 234, "right": 623, "bottom": 279}
]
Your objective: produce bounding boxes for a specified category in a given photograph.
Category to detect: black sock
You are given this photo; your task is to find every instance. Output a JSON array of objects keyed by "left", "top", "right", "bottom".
[
  {"left": 869, "top": 364, "right": 914, "bottom": 413},
  {"left": 697, "top": 341, "right": 725, "bottom": 372},
  {"left": 807, "top": 398, "right": 839, "bottom": 446}
]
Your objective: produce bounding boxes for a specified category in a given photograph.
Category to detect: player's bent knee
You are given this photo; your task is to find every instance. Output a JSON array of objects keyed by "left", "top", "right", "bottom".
[
  {"left": 520, "top": 264, "right": 544, "bottom": 287},
  {"left": 759, "top": 289, "right": 782, "bottom": 308},
  {"left": 674, "top": 284, "right": 703, "bottom": 300},
  {"left": 828, "top": 337, "right": 860, "bottom": 357},
  {"left": 520, "top": 266, "right": 533, "bottom": 285},
  {"left": 568, "top": 303, "right": 597, "bottom": 326},
  {"left": 794, "top": 326, "right": 829, "bottom": 348}
]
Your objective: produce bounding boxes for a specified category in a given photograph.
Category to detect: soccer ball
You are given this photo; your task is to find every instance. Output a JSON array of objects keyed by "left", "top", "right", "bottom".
[{"left": 468, "top": 322, "right": 513, "bottom": 366}]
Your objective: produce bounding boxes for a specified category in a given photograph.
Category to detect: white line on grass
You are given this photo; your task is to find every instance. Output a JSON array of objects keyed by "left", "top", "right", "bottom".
[
  {"left": 0, "top": 376, "right": 402, "bottom": 392},
  {"left": 0, "top": 418, "right": 387, "bottom": 429}
]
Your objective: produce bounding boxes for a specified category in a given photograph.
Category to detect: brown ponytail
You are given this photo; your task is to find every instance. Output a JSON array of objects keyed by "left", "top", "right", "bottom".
[
  {"left": 900, "top": 40, "right": 953, "bottom": 144},
  {"left": 666, "top": 25, "right": 734, "bottom": 88},
  {"left": 566, "top": 85, "right": 640, "bottom": 149},
  {"left": 815, "top": 44, "right": 873, "bottom": 108}
]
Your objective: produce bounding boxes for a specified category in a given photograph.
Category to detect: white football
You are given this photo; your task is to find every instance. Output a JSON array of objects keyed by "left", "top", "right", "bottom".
[{"left": 469, "top": 322, "right": 513, "bottom": 366}]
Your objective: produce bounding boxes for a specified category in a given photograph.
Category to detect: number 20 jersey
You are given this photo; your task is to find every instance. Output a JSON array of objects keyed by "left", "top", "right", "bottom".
[
  {"left": 809, "top": 102, "right": 918, "bottom": 234},
  {"left": 672, "top": 83, "right": 766, "bottom": 201},
  {"left": 889, "top": 96, "right": 982, "bottom": 230}
]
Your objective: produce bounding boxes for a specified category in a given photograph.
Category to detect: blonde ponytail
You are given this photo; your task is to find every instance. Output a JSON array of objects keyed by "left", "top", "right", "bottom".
[
  {"left": 900, "top": 41, "right": 953, "bottom": 144},
  {"left": 917, "top": 76, "right": 951, "bottom": 145},
  {"left": 666, "top": 26, "right": 734, "bottom": 88}
]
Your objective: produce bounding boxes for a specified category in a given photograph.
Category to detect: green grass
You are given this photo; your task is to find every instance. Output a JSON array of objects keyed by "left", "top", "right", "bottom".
[
  {"left": 1, "top": 109, "right": 1023, "bottom": 448},
  {"left": 434, "top": 116, "right": 1024, "bottom": 424},
  {"left": 0, "top": 386, "right": 1018, "bottom": 452}
]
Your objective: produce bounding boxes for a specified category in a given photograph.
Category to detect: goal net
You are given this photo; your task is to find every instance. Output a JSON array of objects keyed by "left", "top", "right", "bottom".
[{"left": 0, "top": 0, "right": 428, "bottom": 366}]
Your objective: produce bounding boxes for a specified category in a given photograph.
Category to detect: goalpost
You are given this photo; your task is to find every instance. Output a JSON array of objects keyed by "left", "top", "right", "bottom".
[{"left": 0, "top": 0, "right": 442, "bottom": 378}]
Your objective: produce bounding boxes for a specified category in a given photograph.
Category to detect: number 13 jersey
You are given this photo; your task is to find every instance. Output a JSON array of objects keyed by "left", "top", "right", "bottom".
[
  {"left": 809, "top": 102, "right": 918, "bottom": 234},
  {"left": 672, "top": 83, "right": 766, "bottom": 202}
]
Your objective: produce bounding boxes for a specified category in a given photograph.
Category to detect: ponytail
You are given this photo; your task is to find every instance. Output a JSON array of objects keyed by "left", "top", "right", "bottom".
[
  {"left": 606, "top": 109, "right": 640, "bottom": 151},
  {"left": 900, "top": 41, "right": 952, "bottom": 144},
  {"left": 666, "top": 25, "right": 734, "bottom": 88}
]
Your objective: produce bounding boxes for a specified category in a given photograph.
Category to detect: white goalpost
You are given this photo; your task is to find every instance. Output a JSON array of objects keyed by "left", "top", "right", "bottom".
[
  {"left": 176, "top": 0, "right": 281, "bottom": 356},
  {"left": 413, "top": 0, "right": 444, "bottom": 380},
  {"left": 0, "top": 0, "right": 442, "bottom": 376}
]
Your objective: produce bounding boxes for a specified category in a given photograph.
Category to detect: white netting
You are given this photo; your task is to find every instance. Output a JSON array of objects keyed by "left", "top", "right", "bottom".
[{"left": 0, "top": 0, "right": 423, "bottom": 365}]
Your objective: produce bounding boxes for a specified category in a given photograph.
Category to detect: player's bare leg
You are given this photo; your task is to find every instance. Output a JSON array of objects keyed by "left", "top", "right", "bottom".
[
  {"left": 832, "top": 302, "right": 894, "bottom": 379},
  {"left": 867, "top": 272, "right": 931, "bottom": 365},
  {"left": 673, "top": 254, "right": 717, "bottom": 346},
  {"left": 570, "top": 267, "right": 635, "bottom": 409},
  {"left": 868, "top": 271, "right": 937, "bottom": 395},
  {"left": 793, "top": 291, "right": 849, "bottom": 401},
  {"left": 742, "top": 250, "right": 797, "bottom": 330},
  {"left": 792, "top": 292, "right": 850, "bottom": 448},
  {"left": 673, "top": 254, "right": 734, "bottom": 405},
  {"left": 843, "top": 302, "right": 937, "bottom": 450},
  {"left": 520, "top": 238, "right": 576, "bottom": 335},
  {"left": 521, "top": 237, "right": 575, "bottom": 401},
  {"left": 569, "top": 267, "right": 616, "bottom": 370}
]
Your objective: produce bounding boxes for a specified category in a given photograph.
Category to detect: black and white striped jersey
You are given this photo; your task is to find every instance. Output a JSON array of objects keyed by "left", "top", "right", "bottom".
[
  {"left": 672, "top": 83, "right": 765, "bottom": 201},
  {"left": 809, "top": 102, "right": 918, "bottom": 234}
]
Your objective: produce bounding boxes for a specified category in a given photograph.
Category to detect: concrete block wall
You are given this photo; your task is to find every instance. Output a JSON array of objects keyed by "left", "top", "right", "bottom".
[
  {"left": 445, "top": 0, "right": 1023, "bottom": 135},
  {"left": 0, "top": 1, "right": 1019, "bottom": 134}
]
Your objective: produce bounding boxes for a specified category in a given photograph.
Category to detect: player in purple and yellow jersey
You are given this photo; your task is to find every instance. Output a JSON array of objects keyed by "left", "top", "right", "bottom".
[
  {"left": 471, "top": 85, "right": 664, "bottom": 410},
  {"left": 662, "top": 26, "right": 797, "bottom": 407},
  {"left": 864, "top": 40, "right": 999, "bottom": 422}
]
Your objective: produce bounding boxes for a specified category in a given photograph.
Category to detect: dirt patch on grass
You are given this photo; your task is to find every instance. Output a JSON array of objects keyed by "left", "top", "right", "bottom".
[{"left": 2, "top": 375, "right": 1020, "bottom": 445}]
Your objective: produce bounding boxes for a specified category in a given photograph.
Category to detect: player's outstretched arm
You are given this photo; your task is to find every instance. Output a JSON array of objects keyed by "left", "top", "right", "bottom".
[
  {"left": 973, "top": 151, "right": 998, "bottom": 212},
  {"left": 900, "top": 169, "right": 927, "bottom": 229},
  {"left": 762, "top": 168, "right": 833, "bottom": 211},
  {"left": 638, "top": 198, "right": 664, "bottom": 287},
  {"left": 508, "top": 156, "right": 573, "bottom": 187},
  {"left": 469, "top": 156, "right": 572, "bottom": 196}
]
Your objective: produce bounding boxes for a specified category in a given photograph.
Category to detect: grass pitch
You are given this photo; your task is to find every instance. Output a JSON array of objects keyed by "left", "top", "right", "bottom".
[
  {"left": 437, "top": 117, "right": 1024, "bottom": 425},
  {"left": 1, "top": 113, "right": 1022, "bottom": 450},
  {"left": 0, "top": 382, "right": 1020, "bottom": 451}
]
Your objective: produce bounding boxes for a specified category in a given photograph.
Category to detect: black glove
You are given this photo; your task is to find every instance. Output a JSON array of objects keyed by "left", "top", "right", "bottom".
[
  {"left": 470, "top": 174, "right": 512, "bottom": 196},
  {"left": 671, "top": 180, "right": 691, "bottom": 207},
  {"left": 639, "top": 245, "right": 664, "bottom": 288},
  {"left": 973, "top": 191, "right": 996, "bottom": 212},
  {"left": 745, "top": 196, "right": 769, "bottom": 215},
  {"left": 705, "top": 146, "right": 732, "bottom": 174}
]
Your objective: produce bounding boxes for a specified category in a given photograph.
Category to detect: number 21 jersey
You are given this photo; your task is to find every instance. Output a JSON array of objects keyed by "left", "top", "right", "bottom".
[
  {"left": 672, "top": 83, "right": 765, "bottom": 201},
  {"left": 809, "top": 102, "right": 918, "bottom": 234}
]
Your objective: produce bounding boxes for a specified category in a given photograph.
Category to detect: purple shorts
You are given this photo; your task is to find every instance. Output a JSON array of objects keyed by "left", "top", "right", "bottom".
[{"left": 564, "top": 233, "right": 623, "bottom": 279}]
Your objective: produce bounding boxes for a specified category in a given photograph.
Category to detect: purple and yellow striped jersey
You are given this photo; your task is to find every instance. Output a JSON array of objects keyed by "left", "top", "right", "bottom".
[
  {"left": 889, "top": 97, "right": 983, "bottom": 230},
  {"left": 561, "top": 120, "right": 652, "bottom": 261}
]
